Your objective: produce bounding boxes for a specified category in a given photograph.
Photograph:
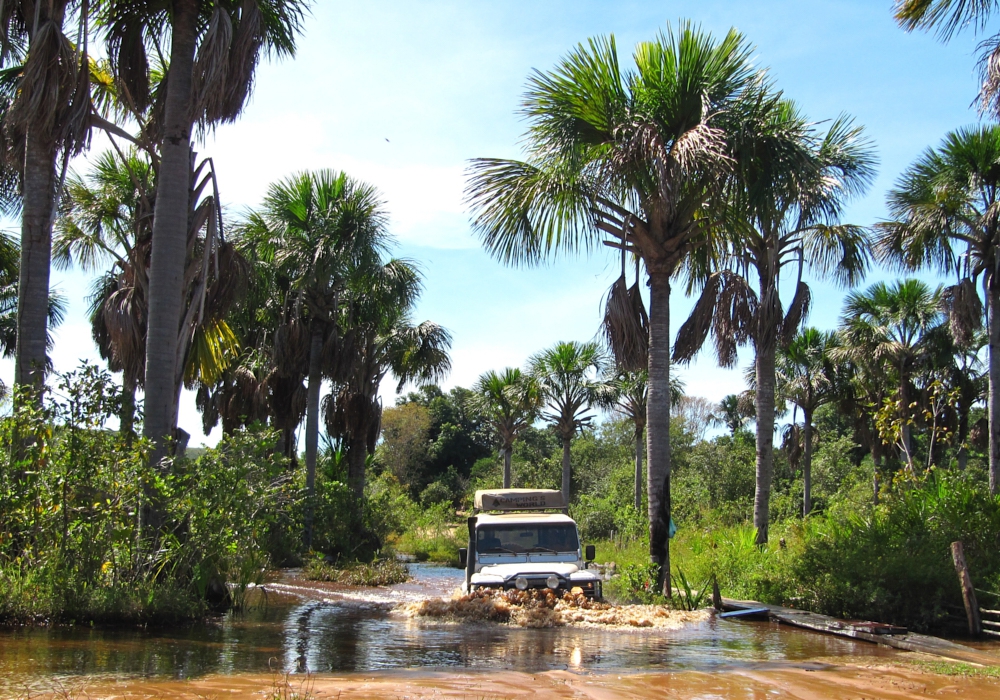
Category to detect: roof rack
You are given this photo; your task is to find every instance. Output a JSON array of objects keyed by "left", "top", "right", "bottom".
[{"left": 474, "top": 488, "right": 566, "bottom": 511}]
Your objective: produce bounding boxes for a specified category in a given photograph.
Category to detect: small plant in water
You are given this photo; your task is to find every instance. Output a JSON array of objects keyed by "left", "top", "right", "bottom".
[{"left": 673, "top": 567, "right": 712, "bottom": 611}]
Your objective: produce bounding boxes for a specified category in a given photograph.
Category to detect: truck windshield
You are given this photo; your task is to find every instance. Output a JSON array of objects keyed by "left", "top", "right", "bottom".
[{"left": 476, "top": 524, "right": 579, "bottom": 554}]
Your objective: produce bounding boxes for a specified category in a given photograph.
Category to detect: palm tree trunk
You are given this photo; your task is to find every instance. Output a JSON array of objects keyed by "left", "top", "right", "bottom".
[
  {"left": 347, "top": 434, "right": 367, "bottom": 499},
  {"left": 303, "top": 326, "right": 322, "bottom": 549},
  {"left": 142, "top": 0, "right": 199, "bottom": 469},
  {"left": 802, "top": 408, "right": 813, "bottom": 517},
  {"left": 646, "top": 271, "right": 672, "bottom": 595},
  {"left": 121, "top": 373, "right": 136, "bottom": 440},
  {"left": 561, "top": 437, "right": 571, "bottom": 502},
  {"left": 753, "top": 339, "right": 776, "bottom": 545},
  {"left": 502, "top": 446, "right": 512, "bottom": 488},
  {"left": 899, "top": 369, "right": 914, "bottom": 474},
  {"left": 990, "top": 279, "right": 1000, "bottom": 496},
  {"left": 634, "top": 427, "right": 643, "bottom": 511},
  {"left": 15, "top": 127, "right": 57, "bottom": 400}
]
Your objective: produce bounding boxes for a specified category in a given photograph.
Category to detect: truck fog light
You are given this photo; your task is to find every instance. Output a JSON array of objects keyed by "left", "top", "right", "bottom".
[
  {"left": 515, "top": 577, "right": 529, "bottom": 590},
  {"left": 546, "top": 575, "right": 559, "bottom": 589}
]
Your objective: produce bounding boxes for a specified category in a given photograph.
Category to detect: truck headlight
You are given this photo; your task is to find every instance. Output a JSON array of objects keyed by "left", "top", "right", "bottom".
[
  {"left": 515, "top": 577, "right": 529, "bottom": 590},
  {"left": 546, "top": 575, "right": 559, "bottom": 589}
]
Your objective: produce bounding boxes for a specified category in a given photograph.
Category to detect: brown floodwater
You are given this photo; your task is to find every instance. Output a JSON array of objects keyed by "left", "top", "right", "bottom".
[{"left": 2, "top": 564, "right": 998, "bottom": 699}]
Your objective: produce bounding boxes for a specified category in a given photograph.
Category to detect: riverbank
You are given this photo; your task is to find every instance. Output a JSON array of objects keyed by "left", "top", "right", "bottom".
[{"left": 15, "top": 663, "right": 1000, "bottom": 699}]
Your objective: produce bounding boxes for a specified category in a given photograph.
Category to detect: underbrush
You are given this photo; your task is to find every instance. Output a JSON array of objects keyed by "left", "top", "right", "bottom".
[
  {"left": 594, "top": 468, "right": 1000, "bottom": 631},
  {"left": 389, "top": 500, "right": 463, "bottom": 565},
  {"left": 0, "top": 365, "right": 296, "bottom": 625},
  {"left": 303, "top": 556, "right": 410, "bottom": 586}
]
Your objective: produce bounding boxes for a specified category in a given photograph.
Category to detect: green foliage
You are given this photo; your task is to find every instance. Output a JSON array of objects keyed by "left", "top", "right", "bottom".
[
  {"left": 392, "top": 501, "right": 463, "bottom": 564},
  {"left": 673, "top": 567, "right": 712, "bottom": 611},
  {"left": 304, "top": 555, "right": 409, "bottom": 586},
  {"left": 0, "top": 365, "right": 296, "bottom": 623}
]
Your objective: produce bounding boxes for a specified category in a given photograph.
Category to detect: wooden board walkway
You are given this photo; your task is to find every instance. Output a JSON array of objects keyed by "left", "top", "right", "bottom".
[{"left": 721, "top": 598, "right": 1000, "bottom": 667}]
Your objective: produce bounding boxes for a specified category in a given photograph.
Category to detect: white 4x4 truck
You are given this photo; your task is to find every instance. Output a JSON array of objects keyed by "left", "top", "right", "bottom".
[{"left": 458, "top": 488, "right": 602, "bottom": 600}]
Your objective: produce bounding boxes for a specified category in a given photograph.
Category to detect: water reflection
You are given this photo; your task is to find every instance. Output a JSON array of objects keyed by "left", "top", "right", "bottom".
[{"left": 0, "top": 564, "right": 900, "bottom": 692}]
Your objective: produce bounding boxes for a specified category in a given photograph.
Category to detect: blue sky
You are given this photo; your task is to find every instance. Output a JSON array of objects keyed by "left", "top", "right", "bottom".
[{"left": 12, "top": 1, "right": 991, "bottom": 445}]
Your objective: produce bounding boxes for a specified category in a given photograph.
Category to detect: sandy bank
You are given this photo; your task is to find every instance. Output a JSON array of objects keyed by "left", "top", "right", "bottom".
[{"left": 28, "top": 664, "right": 1000, "bottom": 699}]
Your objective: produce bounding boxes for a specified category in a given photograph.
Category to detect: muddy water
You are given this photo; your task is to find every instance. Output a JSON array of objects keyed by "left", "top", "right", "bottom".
[{"left": 1, "top": 564, "right": 998, "bottom": 699}]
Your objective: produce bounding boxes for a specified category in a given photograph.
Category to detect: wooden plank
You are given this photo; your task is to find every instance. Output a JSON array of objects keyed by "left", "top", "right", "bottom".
[
  {"left": 982, "top": 619, "right": 1000, "bottom": 630},
  {"left": 952, "top": 541, "right": 983, "bottom": 636},
  {"left": 984, "top": 629, "right": 1000, "bottom": 639},
  {"left": 980, "top": 608, "right": 1000, "bottom": 617},
  {"left": 721, "top": 596, "right": 1000, "bottom": 667},
  {"left": 719, "top": 607, "right": 770, "bottom": 620}
]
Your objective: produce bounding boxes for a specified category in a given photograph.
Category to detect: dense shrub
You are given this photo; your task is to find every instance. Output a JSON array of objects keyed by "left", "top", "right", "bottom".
[{"left": 0, "top": 365, "right": 296, "bottom": 623}]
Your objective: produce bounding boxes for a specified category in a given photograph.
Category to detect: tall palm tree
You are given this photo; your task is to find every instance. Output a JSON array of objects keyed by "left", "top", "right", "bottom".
[
  {"left": 875, "top": 124, "right": 1000, "bottom": 494},
  {"left": 54, "top": 148, "right": 153, "bottom": 435},
  {"left": 838, "top": 279, "right": 944, "bottom": 471},
  {"left": 471, "top": 368, "right": 541, "bottom": 488},
  {"left": 325, "top": 259, "right": 452, "bottom": 501},
  {"left": 596, "top": 369, "right": 648, "bottom": 510},
  {"left": 710, "top": 393, "right": 754, "bottom": 436},
  {"left": 674, "top": 98, "right": 875, "bottom": 544},
  {"left": 2, "top": 1, "right": 95, "bottom": 401},
  {"left": 102, "top": 0, "right": 306, "bottom": 464},
  {"left": 528, "top": 341, "right": 605, "bottom": 502},
  {"left": 252, "top": 169, "right": 390, "bottom": 545},
  {"left": 55, "top": 147, "right": 244, "bottom": 439},
  {"left": 464, "top": 22, "right": 764, "bottom": 591},
  {"left": 776, "top": 328, "right": 838, "bottom": 516},
  {"left": 895, "top": 1, "right": 1000, "bottom": 118},
  {"left": 0, "top": 231, "right": 66, "bottom": 398}
]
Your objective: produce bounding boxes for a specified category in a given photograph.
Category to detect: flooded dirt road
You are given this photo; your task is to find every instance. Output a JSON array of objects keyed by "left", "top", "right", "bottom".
[{"left": 2, "top": 564, "right": 999, "bottom": 699}]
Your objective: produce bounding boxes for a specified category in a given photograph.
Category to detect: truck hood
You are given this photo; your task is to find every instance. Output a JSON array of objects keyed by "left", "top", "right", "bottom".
[{"left": 479, "top": 562, "right": 579, "bottom": 579}]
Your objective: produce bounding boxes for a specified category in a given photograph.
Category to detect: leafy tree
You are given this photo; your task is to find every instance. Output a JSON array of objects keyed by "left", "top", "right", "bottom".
[
  {"left": 675, "top": 97, "right": 875, "bottom": 543},
  {"left": 464, "top": 22, "right": 764, "bottom": 590},
  {"left": 875, "top": 124, "right": 1000, "bottom": 493},
  {"left": 529, "top": 340, "right": 605, "bottom": 502},
  {"left": 776, "top": 328, "right": 839, "bottom": 515},
  {"left": 397, "top": 385, "right": 493, "bottom": 493},
  {"left": 470, "top": 368, "right": 541, "bottom": 488}
]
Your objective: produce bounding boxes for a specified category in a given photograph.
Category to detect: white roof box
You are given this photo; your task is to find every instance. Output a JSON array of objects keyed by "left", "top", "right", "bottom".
[{"left": 474, "top": 488, "right": 566, "bottom": 511}]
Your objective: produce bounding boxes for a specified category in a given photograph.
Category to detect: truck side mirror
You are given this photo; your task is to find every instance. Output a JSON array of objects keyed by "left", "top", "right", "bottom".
[
  {"left": 458, "top": 548, "right": 468, "bottom": 568},
  {"left": 585, "top": 544, "right": 595, "bottom": 562}
]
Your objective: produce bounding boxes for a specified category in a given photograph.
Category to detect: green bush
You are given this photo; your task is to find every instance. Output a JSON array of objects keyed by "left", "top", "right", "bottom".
[{"left": 0, "top": 364, "right": 297, "bottom": 623}]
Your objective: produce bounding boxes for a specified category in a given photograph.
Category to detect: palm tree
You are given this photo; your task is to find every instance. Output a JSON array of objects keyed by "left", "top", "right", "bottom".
[
  {"left": 471, "top": 368, "right": 541, "bottom": 489},
  {"left": 838, "top": 279, "right": 944, "bottom": 472},
  {"left": 710, "top": 393, "right": 754, "bottom": 436},
  {"left": 776, "top": 328, "right": 838, "bottom": 516},
  {"left": 2, "top": 2, "right": 95, "bottom": 400},
  {"left": 464, "top": 22, "right": 764, "bottom": 591},
  {"left": 596, "top": 369, "right": 648, "bottom": 510},
  {"left": 674, "top": 98, "right": 875, "bottom": 544},
  {"left": 102, "top": 0, "right": 307, "bottom": 464},
  {"left": 55, "top": 147, "right": 244, "bottom": 440},
  {"left": 528, "top": 341, "right": 605, "bottom": 502},
  {"left": 875, "top": 125, "right": 1000, "bottom": 494},
  {"left": 0, "top": 231, "right": 66, "bottom": 398},
  {"left": 895, "top": 1, "right": 1000, "bottom": 118},
  {"left": 325, "top": 259, "right": 452, "bottom": 501},
  {"left": 252, "top": 169, "right": 390, "bottom": 546}
]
